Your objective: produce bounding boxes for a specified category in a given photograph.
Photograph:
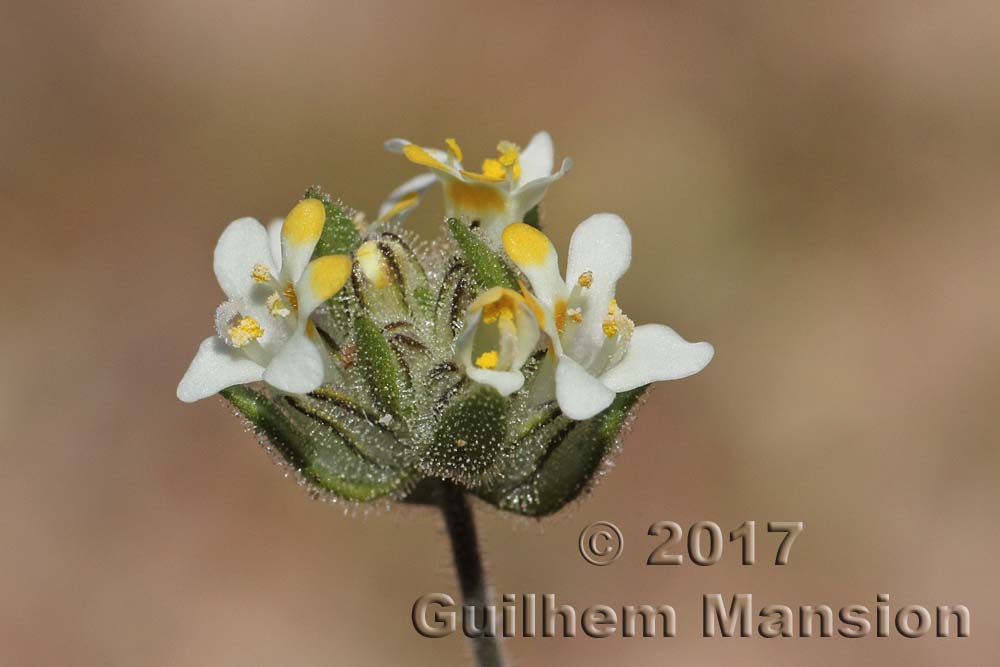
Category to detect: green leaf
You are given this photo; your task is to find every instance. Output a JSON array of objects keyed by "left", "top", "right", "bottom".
[
  {"left": 446, "top": 218, "right": 517, "bottom": 290},
  {"left": 472, "top": 387, "right": 647, "bottom": 516},
  {"left": 354, "top": 314, "right": 406, "bottom": 417},
  {"left": 220, "top": 386, "right": 409, "bottom": 501},
  {"left": 523, "top": 205, "right": 541, "bottom": 230},
  {"left": 419, "top": 384, "right": 509, "bottom": 484},
  {"left": 305, "top": 186, "right": 359, "bottom": 256}
]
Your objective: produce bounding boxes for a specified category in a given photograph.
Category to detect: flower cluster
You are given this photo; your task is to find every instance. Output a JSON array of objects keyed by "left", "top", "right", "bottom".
[{"left": 178, "top": 133, "right": 713, "bottom": 515}]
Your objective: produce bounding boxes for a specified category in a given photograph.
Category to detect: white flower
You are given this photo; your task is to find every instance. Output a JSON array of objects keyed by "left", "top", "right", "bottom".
[
  {"left": 177, "top": 199, "right": 352, "bottom": 402},
  {"left": 455, "top": 287, "right": 541, "bottom": 396},
  {"left": 502, "top": 216, "right": 714, "bottom": 420},
  {"left": 379, "top": 132, "right": 572, "bottom": 245}
]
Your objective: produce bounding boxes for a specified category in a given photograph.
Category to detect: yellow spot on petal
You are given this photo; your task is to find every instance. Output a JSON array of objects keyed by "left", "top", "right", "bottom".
[
  {"left": 577, "top": 271, "right": 593, "bottom": 288},
  {"left": 503, "top": 223, "right": 553, "bottom": 267},
  {"left": 446, "top": 180, "right": 506, "bottom": 212},
  {"left": 518, "top": 280, "right": 546, "bottom": 325},
  {"left": 403, "top": 144, "right": 448, "bottom": 171},
  {"left": 475, "top": 350, "right": 499, "bottom": 369},
  {"left": 445, "top": 137, "right": 463, "bottom": 162},
  {"left": 228, "top": 316, "right": 263, "bottom": 348},
  {"left": 283, "top": 199, "right": 326, "bottom": 247},
  {"left": 554, "top": 299, "right": 567, "bottom": 334},
  {"left": 356, "top": 241, "right": 389, "bottom": 288},
  {"left": 376, "top": 191, "right": 420, "bottom": 224},
  {"left": 251, "top": 263, "right": 271, "bottom": 283},
  {"left": 307, "top": 255, "right": 352, "bottom": 303}
]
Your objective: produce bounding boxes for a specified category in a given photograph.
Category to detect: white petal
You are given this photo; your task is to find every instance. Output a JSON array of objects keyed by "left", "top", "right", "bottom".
[
  {"left": 213, "top": 217, "right": 275, "bottom": 301},
  {"left": 295, "top": 255, "right": 352, "bottom": 320},
  {"left": 177, "top": 336, "right": 265, "bottom": 402},
  {"left": 600, "top": 324, "right": 714, "bottom": 392},
  {"left": 510, "top": 300, "right": 542, "bottom": 369},
  {"left": 565, "top": 213, "right": 632, "bottom": 358},
  {"left": 454, "top": 310, "right": 482, "bottom": 364},
  {"left": 510, "top": 157, "right": 572, "bottom": 220},
  {"left": 526, "top": 352, "right": 557, "bottom": 406},
  {"left": 378, "top": 172, "right": 438, "bottom": 219},
  {"left": 518, "top": 131, "right": 554, "bottom": 183},
  {"left": 267, "top": 218, "right": 283, "bottom": 272},
  {"left": 501, "top": 223, "right": 566, "bottom": 309},
  {"left": 384, "top": 138, "right": 412, "bottom": 153},
  {"left": 263, "top": 331, "right": 326, "bottom": 394},
  {"left": 465, "top": 366, "right": 525, "bottom": 397},
  {"left": 566, "top": 213, "right": 631, "bottom": 290},
  {"left": 555, "top": 355, "right": 615, "bottom": 420}
]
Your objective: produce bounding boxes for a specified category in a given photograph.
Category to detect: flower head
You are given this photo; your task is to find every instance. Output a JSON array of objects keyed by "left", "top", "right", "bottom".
[
  {"left": 380, "top": 132, "right": 572, "bottom": 245},
  {"left": 177, "top": 199, "right": 351, "bottom": 402},
  {"left": 503, "top": 215, "right": 714, "bottom": 420},
  {"left": 455, "top": 287, "right": 541, "bottom": 396}
]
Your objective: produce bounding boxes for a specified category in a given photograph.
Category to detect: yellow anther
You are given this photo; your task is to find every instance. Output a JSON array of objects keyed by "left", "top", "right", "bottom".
[
  {"left": 567, "top": 307, "right": 583, "bottom": 324},
  {"left": 445, "top": 137, "right": 463, "bottom": 162},
  {"left": 603, "top": 299, "right": 633, "bottom": 339},
  {"left": 481, "top": 158, "right": 507, "bottom": 181},
  {"left": 602, "top": 318, "right": 619, "bottom": 338},
  {"left": 283, "top": 282, "right": 298, "bottom": 311},
  {"left": 251, "top": 263, "right": 271, "bottom": 283},
  {"left": 496, "top": 140, "right": 520, "bottom": 167},
  {"left": 267, "top": 292, "right": 290, "bottom": 318},
  {"left": 228, "top": 316, "right": 263, "bottom": 348},
  {"left": 474, "top": 350, "right": 499, "bottom": 369},
  {"left": 482, "top": 300, "right": 515, "bottom": 324},
  {"left": 578, "top": 271, "right": 593, "bottom": 288}
]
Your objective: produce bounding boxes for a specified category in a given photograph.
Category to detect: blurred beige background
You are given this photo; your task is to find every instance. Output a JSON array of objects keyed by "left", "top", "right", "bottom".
[{"left": 3, "top": 1, "right": 999, "bottom": 664}]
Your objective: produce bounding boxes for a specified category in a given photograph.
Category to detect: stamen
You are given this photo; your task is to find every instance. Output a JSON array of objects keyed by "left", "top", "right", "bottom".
[
  {"left": 228, "top": 316, "right": 263, "bottom": 348},
  {"left": 267, "top": 292, "right": 290, "bottom": 318},
  {"left": 482, "top": 300, "right": 515, "bottom": 324},
  {"left": 603, "top": 298, "right": 634, "bottom": 339},
  {"left": 555, "top": 300, "right": 568, "bottom": 333},
  {"left": 481, "top": 158, "right": 506, "bottom": 180},
  {"left": 496, "top": 140, "right": 520, "bottom": 167},
  {"left": 567, "top": 306, "right": 583, "bottom": 323},
  {"left": 283, "top": 283, "right": 298, "bottom": 311},
  {"left": 577, "top": 271, "right": 593, "bottom": 288},
  {"left": 475, "top": 350, "right": 499, "bottom": 369},
  {"left": 602, "top": 318, "right": 618, "bottom": 338},
  {"left": 251, "top": 263, "right": 271, "bottom": 283}
]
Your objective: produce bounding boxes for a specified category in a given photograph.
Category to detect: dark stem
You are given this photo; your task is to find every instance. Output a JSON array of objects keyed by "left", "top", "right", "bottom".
[{"left": 438, "top": 481, "right": 505, "bottom": 667}]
